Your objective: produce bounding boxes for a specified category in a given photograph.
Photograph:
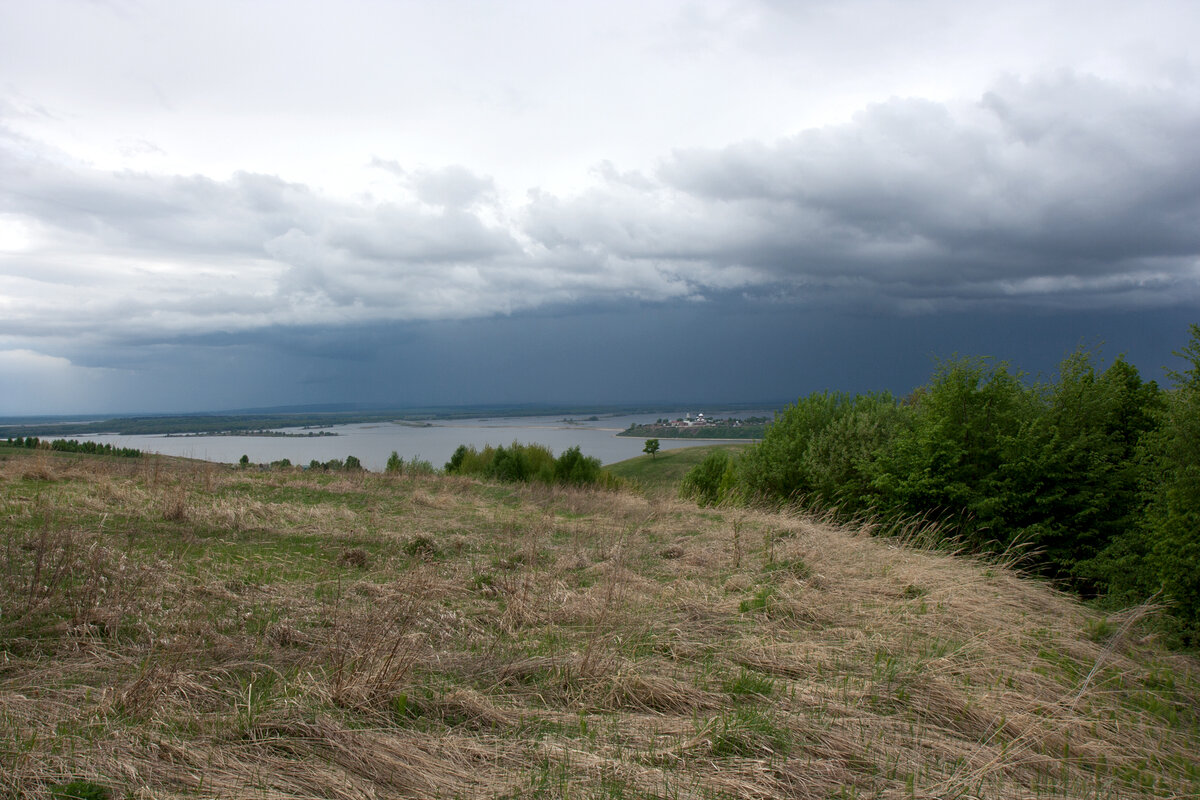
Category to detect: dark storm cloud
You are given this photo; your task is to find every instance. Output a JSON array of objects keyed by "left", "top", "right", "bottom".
[
  {"left": 3, "top": 71, "right": 1200, "bottom": 416},
  {"left": 528, "top": 74, "right": 1200, "bottom": 311},
  {"left": 5, "top": 70, "right": 1198, "bottom": 355}
]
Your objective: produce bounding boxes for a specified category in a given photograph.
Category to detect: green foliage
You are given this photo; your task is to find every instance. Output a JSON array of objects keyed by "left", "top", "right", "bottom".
[
  {"left": 445, "top": 444, "right": 469, "bottom": 474},
  {"left": 709, "top": 707, "right": 792, "bottom": 758},
  {"left": 870, "top": 357, "right": 1033, "bottom": 549},
  {"left": 606, "top": 444, "right": 748, "bottom": 493},
  {"left": 1006, "top": 353, "right": 1161, "bottom": 589},
  {"left": 239, "top": 454, "right": 250, "bottom": 467},
  {"left": 304, "top": 456, "right": 369, "bottom": 473},
  {"left": 707, "top": 329, "right": 1200, "bottom": 642},
  {"left": 553, "top": 445, "right": 602, "bottom": 485},
  {"left": 738, "top": 391, "right": 905, "bottom": 510},
  {"left": 1127, "top": 324, "right": 1200, "bottom": 642},
  {"left": 385, "top": 450, "right": 403, "bottom": 474},
  {"left": 643, "top": 438, "right": 660, "bottom": 458},
  {"left": 680, "top": 449, "right": 736, "bottom": 506},
  {"left": 46, "top": 438, "right": 141, "bottom": 457},
  {"left": 50, "top": 780, "right": 110, "bottom": 800},
  {"left": 489, "top": 443, "right": 554, "bottom": 482},
  {"left": 723, "top": 668, "right": 776, "bottom": 700},
  {"left": 405, "top": 456, "right": 436, "bottom": 476},
  {"left": 443, "top": 441, "right": 611, "bottom": 488}
]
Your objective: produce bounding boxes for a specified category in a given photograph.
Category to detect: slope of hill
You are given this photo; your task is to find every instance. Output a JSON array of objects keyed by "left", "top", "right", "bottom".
[
  {"left": 1, "top": 449, "right": 1197, "bottom": 799},
  {"left": 606, "top": 444, "right": 748, "bottom": 494}
]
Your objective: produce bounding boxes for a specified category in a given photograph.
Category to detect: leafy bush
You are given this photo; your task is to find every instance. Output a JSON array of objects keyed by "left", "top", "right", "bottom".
[
  {"left": 554, "top": 445, "right": 602, "bottom": 486},
  {"left": 708, "top": 327, "right": 1200, "bottom": 642},
  {"left": 738, "top": 392, "right": 905, "bottom": 511},
  {"left": 1108, "top": 324, "right": 1200, "bottom": 642},
  {"left": 680, "top": 449, "right": 736, "bottom": 506},
  {"left": 444, "top": 441, "right": 611, "bottom": 488}
]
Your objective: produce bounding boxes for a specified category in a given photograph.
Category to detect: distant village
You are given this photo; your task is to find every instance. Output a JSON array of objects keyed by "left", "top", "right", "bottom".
[
  {"left": 618, "top": 413, "right": 769, "bottom": 439},
  {"left": 657, "top": 412, "right": 746, "bottom": 428}
]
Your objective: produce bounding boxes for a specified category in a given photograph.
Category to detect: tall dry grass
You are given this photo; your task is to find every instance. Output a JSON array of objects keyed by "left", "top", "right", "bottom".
[{"left": 0, "top": 451, "right": 1196, "bottom": 799}]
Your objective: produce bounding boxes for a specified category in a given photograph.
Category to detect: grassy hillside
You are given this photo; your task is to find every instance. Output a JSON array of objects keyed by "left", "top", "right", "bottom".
[
  {"left": 2, "top": 448, "right": 1198, "bottom": 799},
  {"left": 606, "top": 444, "right": 749, "bottom": 494}
]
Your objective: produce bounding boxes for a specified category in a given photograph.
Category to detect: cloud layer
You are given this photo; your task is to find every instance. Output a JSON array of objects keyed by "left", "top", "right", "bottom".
[
  {"left": 2, "top": 0, "right": 1199, "bottom": 412},
  {"left": 3, "top": 72, "right": 1199, "bottom": 358}
]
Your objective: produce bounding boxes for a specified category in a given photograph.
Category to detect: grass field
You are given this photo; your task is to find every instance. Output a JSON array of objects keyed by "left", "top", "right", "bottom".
[
  {"left": 2, "top": 447, "right": 1198, "bottom": 799},
  {"left": 606, "top": 444, "right": 748, "bottom": 494}
]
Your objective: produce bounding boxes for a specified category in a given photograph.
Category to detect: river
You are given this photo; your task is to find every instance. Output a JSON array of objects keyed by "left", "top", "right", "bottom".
[{"left": 74, "top": 410, "right": 769, "bottom": 471}]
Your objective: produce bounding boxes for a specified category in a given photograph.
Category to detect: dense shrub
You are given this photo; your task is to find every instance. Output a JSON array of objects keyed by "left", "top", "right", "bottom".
[
  {"left": 680, "top": 450, "right": 736, "bottom": 506},
  {"left": 1104, "top": 324, "right": 1200, "bottom": 643},
  {"left": 553, "top": 445, "right": 603, "bottom": 486},
  {"left": 738, "top": 391, "right": 905, "bottom": 510},
  {"left": 702, "top": 327, "right": 1200, "bottom": 642},
  {"left": 444, "top": 441, "right": 611, "bottom": 488}
]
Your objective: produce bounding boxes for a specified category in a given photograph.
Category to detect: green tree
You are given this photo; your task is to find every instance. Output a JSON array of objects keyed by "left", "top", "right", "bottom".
[
  {"left": 554, "top": 445, "right": 602, "bottom": 485},
  {"left": 1000, "top": 351, "right": 1161, "bottom": 588},
  {"left": 871, "top": 357, "right": 1033, "bottom": 550},
  {"left": 239, "top": 454, "right": 250, "bottom": 467},
  {"left": 385, "top": 451, "right": 403, "bottom": 474},
  {"left": 738, "top": 392, "right": 904, "bottom": 511},
  {"left": 344, "top": 455, "right": 363, "bottom": 471},
  {"left": 1133, "top": 324, "right": 1200, "bottom": 641},
  {"left": 681, "top": 450, "right": 736, "bottom": 506},
  {"left": 643, "top": 438, "right": 660, "bottom": 459},
  {"left": 445, "top": 445, "right": 470, "bottom": 474}
]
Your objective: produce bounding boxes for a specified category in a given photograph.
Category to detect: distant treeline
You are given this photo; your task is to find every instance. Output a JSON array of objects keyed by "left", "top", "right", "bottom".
[
  {"left": 3, "top": 437, "right": 141, "bottom": 458},
  {"left": 0, "top": 403, "right": 781, "bottom": 439},
  {"left": 1, "top": 413, "right": 403, "bottom": 438},
  {"left": 682, "top": 324, "right": 1200, "bottom": 645}
]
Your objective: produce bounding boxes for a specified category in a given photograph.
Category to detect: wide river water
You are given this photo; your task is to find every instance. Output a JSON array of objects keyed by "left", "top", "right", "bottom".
[{"left": 75, "top": 410, "right": 770, "bottom": 471}]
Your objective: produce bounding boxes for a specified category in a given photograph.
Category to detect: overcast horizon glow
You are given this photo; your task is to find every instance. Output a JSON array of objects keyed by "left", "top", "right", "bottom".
[{"left": 2, "top": 0, "right": 1199, "bottom": 414}]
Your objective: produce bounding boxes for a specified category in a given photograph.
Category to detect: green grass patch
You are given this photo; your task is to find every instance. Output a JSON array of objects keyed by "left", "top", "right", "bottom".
[{"left": 605, "top": 444, "right": 748, "bottom": 494}]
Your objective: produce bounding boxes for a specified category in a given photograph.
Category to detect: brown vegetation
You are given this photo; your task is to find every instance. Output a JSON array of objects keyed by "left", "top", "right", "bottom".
[{"left": 1, "top": 449, "right": 1197, "bottom": 798}]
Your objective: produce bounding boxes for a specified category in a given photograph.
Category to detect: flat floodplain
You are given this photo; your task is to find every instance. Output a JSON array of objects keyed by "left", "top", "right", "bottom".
[{"left": 2, "top": 448, "right": 1198, "bottom": 799}]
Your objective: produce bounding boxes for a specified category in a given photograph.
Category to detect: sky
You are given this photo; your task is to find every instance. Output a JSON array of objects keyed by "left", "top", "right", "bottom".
[{"left": 2, "top": 0, "right": 1199, "bottom": 415}]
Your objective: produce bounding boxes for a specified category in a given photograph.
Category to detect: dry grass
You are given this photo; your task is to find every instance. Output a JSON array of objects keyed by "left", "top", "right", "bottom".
[{"left": 1, "top": 449, "right": 1198, "bottom": 799}]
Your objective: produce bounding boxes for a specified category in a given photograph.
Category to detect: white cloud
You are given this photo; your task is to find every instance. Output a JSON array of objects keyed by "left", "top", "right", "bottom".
[
  {"left": 0, "top": 0, "right": 1197, "bottom": 381},
  {"left": 2, "top": 70, "right": 1200, "bottom": 351}
]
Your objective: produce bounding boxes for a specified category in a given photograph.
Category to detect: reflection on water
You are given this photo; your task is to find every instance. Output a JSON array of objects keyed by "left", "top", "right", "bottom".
[{"left": 77, "top": 411, "right": 769, "bottom": 471}]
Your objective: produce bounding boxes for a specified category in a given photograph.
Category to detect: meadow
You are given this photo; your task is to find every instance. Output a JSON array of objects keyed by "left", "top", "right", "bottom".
[{"left": 2, "top": 447, "right": 1198, "bottom": 799}]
